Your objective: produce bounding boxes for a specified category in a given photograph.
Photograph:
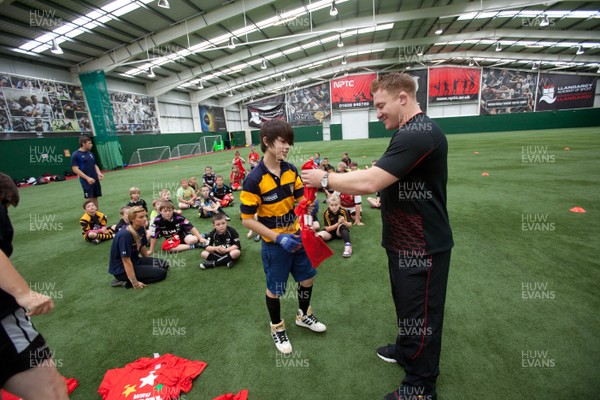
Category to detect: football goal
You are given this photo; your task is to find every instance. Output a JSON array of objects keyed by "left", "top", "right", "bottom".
[
  {"left": 199, "top": 135, "right": 223, "bottom": 154},
  {"left": 128, "top": 146, "right": 171, "bottom": 166},
  {"left": 170, "top": 143, "right": 201, "bottom": 159}
]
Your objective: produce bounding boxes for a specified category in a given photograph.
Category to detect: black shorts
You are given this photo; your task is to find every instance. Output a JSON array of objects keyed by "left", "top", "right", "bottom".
[
  {"left": 81, "top": 180, "right": 102, "bottom": 198},
  {"left": 0, "top": 308, "right": 51, "bottom": 387}
]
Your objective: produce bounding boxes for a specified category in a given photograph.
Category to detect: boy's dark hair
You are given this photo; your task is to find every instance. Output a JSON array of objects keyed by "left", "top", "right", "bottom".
[
  {"left": 0, "top": 173, "right": 19, "bottom": 207},
  {"left": 212, "top": 213, "right": 227, "bottom": 223},
  {"left": 259, "top": 119, "right": 294, "bottom": 153},
  {"left": 325, "top": 165, "right": 334, "bottom": 172},
  {"left": 159, "top": 201, "right": 175, "bottom": 211},
  {"left": 79, "top": 136, "right": 92, "bottom": 146},
  {"left": 83, "top": 199, "right": 94, "bottom": 209}
]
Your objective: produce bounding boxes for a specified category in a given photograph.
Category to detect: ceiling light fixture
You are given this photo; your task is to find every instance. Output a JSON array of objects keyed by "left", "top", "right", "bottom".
[
  {"left": 469, "top": 58, "right": 474, "bottom": 67},
  {"left": 147, "top": 68, "right": 155, "bottom": 78},
  {"left": 198, "top": 80, "right": 204, "bottom": 89},
  {"left": 228, "top": 91, "right": 233, "bottom": 97},
  {"left": 51, "top": 39, "right": 63, "bottom": 54},
  {"left": 261, "top": 60, "right": 267, "bottom": 69},
  {"left": 406, "top": 64, "right": 411, "bottom": 70},
  {"left": 435, "top": 24, "right": 443, "bottom": 35},
  {"left": 337, "top": 34, "right": 344, "bottom": 48},
  {"left": 495, "top": 42, "right": 502, "bottom": 52},
  {"left": 157, "top": 0, "right": 170, "bottom": 9},
  {"left": 281, "top": 75, "right": 286, "bottom": 82},
  {"left": 341, "top": 55, "right": 347, "bottom": 64},
  {"left": 532, "top": 62, "right": 538, "bottom": 70},
  {"left": 228, "top": 37, "right": 236, "bottom": 50},
  {"left": 539, "top": 14, "right": 550, "bottom": 27},
  {"left": 417, "top": 48, "right": 424, "bottom": 56},
  {"left": 329, "top": 1, "right": 338, "bottom": 17},
  {"left": 576, "top": 45, "right": 584, "bottom": 55}
]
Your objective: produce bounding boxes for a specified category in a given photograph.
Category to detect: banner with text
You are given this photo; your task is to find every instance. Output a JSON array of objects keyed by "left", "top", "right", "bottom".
[
  {"left": 428, "top": 67, "right": 480, "bottom": 103},
  {"left": 330, "top": 73, "right": 376, "bottom": 109},
  {"left": 535, "top": 73, "right": 596, "bottom": 111}
]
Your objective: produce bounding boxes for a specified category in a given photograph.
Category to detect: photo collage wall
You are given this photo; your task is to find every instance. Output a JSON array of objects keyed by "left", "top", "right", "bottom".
[
  {"left": 109, "top": 91, "right": 159, "bottom": 134},
  {"left": 0, "top": 73, "right": 91, "bottom": 138}
]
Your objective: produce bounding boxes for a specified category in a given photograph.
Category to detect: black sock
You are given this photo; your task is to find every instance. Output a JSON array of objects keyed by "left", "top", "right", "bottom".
[
  {"left": 339, "top": 225, "right": 351, "bottom": 243},
  {"left": 266, "top": 295, "right": 281, "bottom": 325},
  {"left": 298, "top": 284, "right": 313, "bottom": 315},
  {"left": 215, "top": 254, "right": 233, "bottom": 266}
]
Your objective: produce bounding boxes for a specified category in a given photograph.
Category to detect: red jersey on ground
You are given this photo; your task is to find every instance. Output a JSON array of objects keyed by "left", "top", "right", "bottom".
[{"left": 98, "top": 353, "right": 206, "bottom": 400}]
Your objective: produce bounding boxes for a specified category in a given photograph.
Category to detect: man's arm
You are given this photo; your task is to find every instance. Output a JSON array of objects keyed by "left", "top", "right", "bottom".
[
  {"left": 302, "top": 167, "right": 398, "bottom": 195},
  {"left": 72, "top": 165, "right": 95, "bottom": 184},
  {"left": 95, "top": 164, "right": 104, "bottom": 180},
  {"left": 0, "top": 250, "right": 54, "bottom": 316}
]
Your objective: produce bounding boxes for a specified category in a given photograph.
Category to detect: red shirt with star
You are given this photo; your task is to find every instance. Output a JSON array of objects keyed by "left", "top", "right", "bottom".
[{"left": 98, "top": 354, "right": 207, "bottom": 400}]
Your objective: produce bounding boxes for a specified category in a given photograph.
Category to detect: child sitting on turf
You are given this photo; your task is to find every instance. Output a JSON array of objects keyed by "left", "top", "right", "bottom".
[
  {"left": 158, "top": 188, "right": 181, "bottom": 214},
  {"left": 337, "top": 191, "right": 364, "bottom": 226},
  {"left": 337, "top": 161, "right": 349, "bottom": 173},
  {"left": 177, "top": 178, "right": 197, "bottom": 210},
  {"left": 230, "top": 164, "right": 244, "bottom": 191},
  {"left": 317, "top": 195, "right": 353, "bottom": 257},
  {"left": 196, "top": 186, "right": 227, "bottom": 219},
  {"left": 126, "top": 187, "right": 147, "bottom": 212},
  {"left": 188, "top": 176, "right": 200, "bottom": 196},
  {"left": 212, "top": 175, "right": 234, "bottom": 207},
  {"left": 199, "top": 213, "right": 242, "bottom": 269},
  {"left": 147, "top": 198, "right": 161, "bottom": 240},
  {"left": 148, "top": 201, "right": 207, "bottom": 253},
  {"left": 114, "top": 206, "right": 131, "bottom": 233},
  {"left": 202, "top": 166, "right": 216, "bottom": 189},
  {"left": 341, "top": 152, "right": 352, "bottom": 168},
  {"left": 80, "top": 200, "right": 115, "bottom": 244},
  {"left": 232, "top": 151, "right": 247, "bottom": 176},
  {"left": 248, "top": 145, "right": 260, "bottom": 170}
]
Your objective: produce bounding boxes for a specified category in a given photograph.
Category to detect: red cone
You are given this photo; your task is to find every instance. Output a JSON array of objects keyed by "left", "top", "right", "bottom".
[{"left": 569, "top": 206, "right": 586, "bottom": 213}]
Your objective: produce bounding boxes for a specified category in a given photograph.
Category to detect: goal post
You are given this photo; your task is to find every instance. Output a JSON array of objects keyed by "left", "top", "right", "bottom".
[
  {"left": 128, "top": 146, "right": 171, "bottom": 166},
  {"left": 199, "top": 135, "right": 223, "bottom": 154},
  {"left": 170, "top": 143, "right": 201, "bottom": 159}
]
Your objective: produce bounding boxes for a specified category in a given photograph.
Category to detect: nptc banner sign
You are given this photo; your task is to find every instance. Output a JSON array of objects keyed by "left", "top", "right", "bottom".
[
  {"left": 330, "top": 73, "right": 376, "bottom": 109},
  {"left": 429, "top": 67, "right": 480, "bottom": 103},
  {"left": 199, "top": 105, "right": 227, "bottom": 132},
  {"left": 536, "top": 73, "right": 597, "bottom": 111},
  {"left": 247, "top": 94, "right": 286, "bottom": 128}
]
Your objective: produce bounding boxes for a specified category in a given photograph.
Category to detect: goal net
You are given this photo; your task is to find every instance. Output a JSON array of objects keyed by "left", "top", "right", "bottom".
[
  {"left": 170, "top": 143, "right": 201, "bottom": 159},
  {"left": 199, "top": 135, "right": 223, "bottom": 154},
  {"left": 128, "top": 146, "right": 171, "bottom": 166}
]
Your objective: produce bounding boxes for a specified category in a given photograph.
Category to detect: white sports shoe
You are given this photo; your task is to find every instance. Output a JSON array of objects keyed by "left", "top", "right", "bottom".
[
  {"left": 271, "top": 320, "right": 292, "bottom": 354},
  {"left": 295, "top": 306, "right": 327, "bottom": 332}
]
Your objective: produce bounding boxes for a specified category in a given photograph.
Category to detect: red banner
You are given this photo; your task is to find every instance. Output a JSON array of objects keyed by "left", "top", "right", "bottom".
[
  {"left": 428, "top": 67, "right": 480, "bottom": 103},
  {"left": 330, "top": 73, "right": 376, "bottom": 109}
]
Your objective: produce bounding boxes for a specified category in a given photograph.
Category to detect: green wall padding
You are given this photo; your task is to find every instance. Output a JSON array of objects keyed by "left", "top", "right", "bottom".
[
  {"left": 433, "top": 108, "right": 600, "bottom": 134},
  {"left": 368, "top": 121, "right": 389, "bottom": 138},
  {"left": 330, "top": 124, "right": 343, "bottom": 140},
  {"left": 0, "top": 136, "right": 80, "bottom": 180}
]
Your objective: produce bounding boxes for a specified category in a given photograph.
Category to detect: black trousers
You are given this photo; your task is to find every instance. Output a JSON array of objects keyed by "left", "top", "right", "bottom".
[
  {"left": 114, "top": 257, "right": 169, "bottom": 287},
  {"left": 386, "top": 249, "right": 452, "bottom": 395}
]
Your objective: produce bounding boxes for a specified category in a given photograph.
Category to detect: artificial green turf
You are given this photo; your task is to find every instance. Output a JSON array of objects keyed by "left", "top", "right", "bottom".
[{"left": 6, "top": 127, "right": 600, "bottom": 399}]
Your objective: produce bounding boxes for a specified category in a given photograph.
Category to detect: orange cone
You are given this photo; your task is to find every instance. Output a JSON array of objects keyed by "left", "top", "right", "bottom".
[
  {"left": 563, "top": 147, "right": 570, "bottom": 151},
  {"left": 569, "top": 206, "right": 586, "bottom": 213},
  {"left": 481, "top": 172, "right": 489, "bottom": 176},
  {"left": 473, "top": 151, "right": 479, "bottom": 155}
]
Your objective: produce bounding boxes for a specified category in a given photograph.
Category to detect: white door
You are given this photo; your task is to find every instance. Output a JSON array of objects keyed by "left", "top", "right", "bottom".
[{"left": 340, "top": 110, "right": 369, "bottom": 140}]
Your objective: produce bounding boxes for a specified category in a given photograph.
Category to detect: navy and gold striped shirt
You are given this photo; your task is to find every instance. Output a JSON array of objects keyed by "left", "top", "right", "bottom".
[{"left": 240, "top": 160, "right": 303, "bottom": 242}]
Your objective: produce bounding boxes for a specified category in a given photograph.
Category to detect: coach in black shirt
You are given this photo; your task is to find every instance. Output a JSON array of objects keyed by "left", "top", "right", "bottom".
[{"left": 302, "top": 72, "right": 453, "bottom": 400}]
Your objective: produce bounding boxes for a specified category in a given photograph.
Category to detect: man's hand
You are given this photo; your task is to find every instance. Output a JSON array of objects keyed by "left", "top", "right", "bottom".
[
  {"left": 276, "top": 234, "right": 302, "bottom": 253},
  {"left": 16, "top": 291, "right": 54, "bottom": 316},
  {"left": 86, "top": 177, "right": 96, "bottom": 184}
]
